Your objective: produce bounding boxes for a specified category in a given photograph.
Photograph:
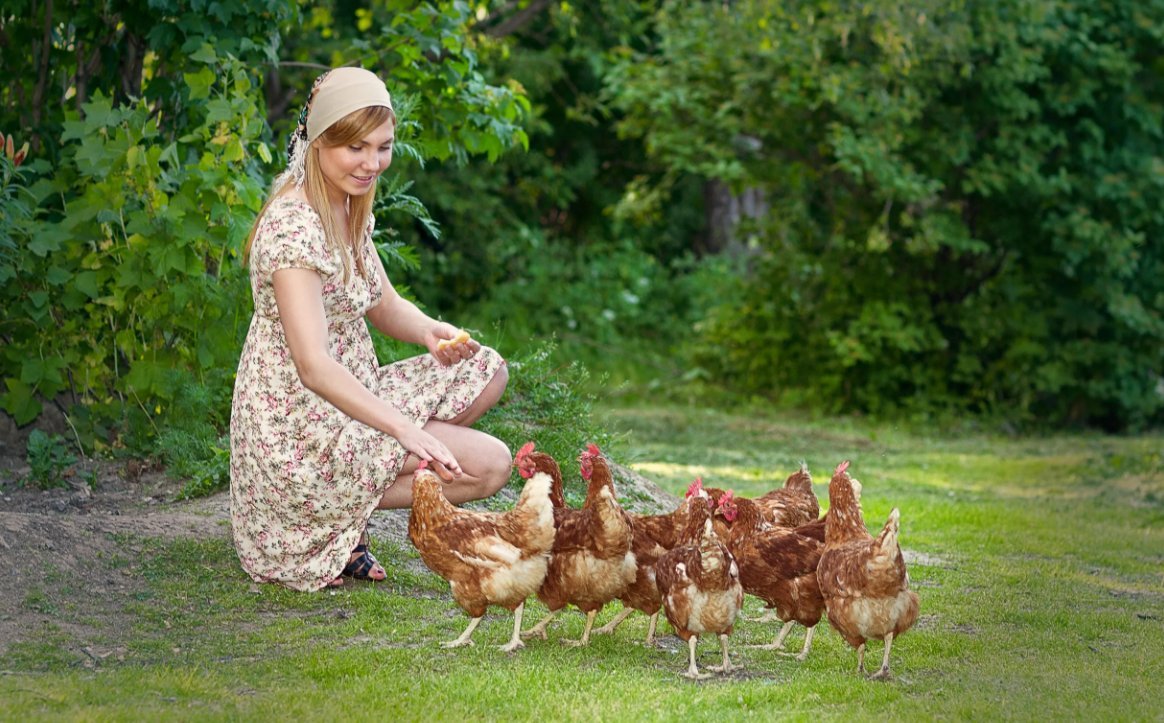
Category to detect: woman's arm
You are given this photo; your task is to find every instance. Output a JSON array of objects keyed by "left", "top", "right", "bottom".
[
  {"left": 272, "top": 267, "right": 463, "bottom": 477},
  {"left": 365, "top": 263, "right": 479, "bottom": 366}
]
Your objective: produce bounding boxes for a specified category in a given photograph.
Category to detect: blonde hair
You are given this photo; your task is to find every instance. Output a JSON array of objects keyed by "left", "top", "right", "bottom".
[{"left": 245, "top": 104, "right": 396, "bottom": 282}]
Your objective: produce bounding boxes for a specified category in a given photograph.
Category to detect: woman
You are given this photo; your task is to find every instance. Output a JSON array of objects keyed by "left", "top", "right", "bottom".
[{"left": 230, "top": 67, "right": 510, "bottom": 591}]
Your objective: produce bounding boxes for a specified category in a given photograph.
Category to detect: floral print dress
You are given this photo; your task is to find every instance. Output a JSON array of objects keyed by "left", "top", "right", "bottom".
[{"left": 230, "top": 197, "right": 505, "bottom": 591}]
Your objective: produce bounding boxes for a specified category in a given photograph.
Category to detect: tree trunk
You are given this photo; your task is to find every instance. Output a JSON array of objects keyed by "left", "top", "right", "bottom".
[
  {"left": 118, "top": 30, "right": 145, "bottom": 100},
  {"left": 702, "top": 180, "right": 767, "bottom": 258},
  {"left": 30, "top": 0, "right": 54, "bottom": 149}
]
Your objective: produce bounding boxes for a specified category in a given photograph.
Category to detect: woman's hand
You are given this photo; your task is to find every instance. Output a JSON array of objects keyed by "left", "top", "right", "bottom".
[
  {"left": 426, "top": 323, "right": 480, "bottom": 366},
  {"left": 394, "top": 423, "right": 462, "bottom": 479}
]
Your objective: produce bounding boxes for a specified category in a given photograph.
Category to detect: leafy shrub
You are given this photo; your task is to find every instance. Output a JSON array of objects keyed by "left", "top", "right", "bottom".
[
  {"left": 25, "top": 430, "right": 76, "bottom": 490},
  {"left": 457, "top": 234, "right": 721, "bottom": 391},
  {"left": 0, "top": 49, "right": 266, "bottom": 439},
  {"left": 615, "top": 0, "right": 1164, "bottom": 430},
  {"left": 478, "top": 340, "right": 615, "bottom": 505},
  {"left": 165, "top": 430, "right": 231, "bottom": 501},
  {"left": 139, "top": 368, "right": 234, "bottom": 500}
]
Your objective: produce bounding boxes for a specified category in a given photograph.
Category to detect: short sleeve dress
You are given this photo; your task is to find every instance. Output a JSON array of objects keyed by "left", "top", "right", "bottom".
[{"left": 229, "top": 196, "right": 506, "bottom": 591}]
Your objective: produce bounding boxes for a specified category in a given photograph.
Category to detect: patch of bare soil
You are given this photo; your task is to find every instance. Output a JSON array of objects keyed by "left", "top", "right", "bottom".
[
  {"left": 0, "top": 454, "right": 231, "bottom": 663},
  {"left": 0, "top": 449, "right": 678, "bottom": 664}
]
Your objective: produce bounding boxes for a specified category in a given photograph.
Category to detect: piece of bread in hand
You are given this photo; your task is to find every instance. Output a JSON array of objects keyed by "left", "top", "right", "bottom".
[{"left": 436, "top": 329, "right": 471, "bottom": 350}]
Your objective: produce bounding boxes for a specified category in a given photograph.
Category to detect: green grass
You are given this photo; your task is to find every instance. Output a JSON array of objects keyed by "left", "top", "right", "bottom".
[{"left": 2, "top": 401, "right": 1162, "bottom": 720}]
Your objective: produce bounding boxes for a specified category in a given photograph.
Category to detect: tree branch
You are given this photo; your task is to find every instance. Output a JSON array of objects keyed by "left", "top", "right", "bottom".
[
  {"left": 479, "top": 0, "right": 553, "bottom": 38},
  {"left": 31, "top": 0, "right": 54, "bottom": 147}
]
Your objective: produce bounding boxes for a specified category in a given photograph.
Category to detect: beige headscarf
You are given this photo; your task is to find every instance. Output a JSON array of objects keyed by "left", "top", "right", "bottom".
[{"left": 277, "top": 67, "right": 393, "bottom": 190}]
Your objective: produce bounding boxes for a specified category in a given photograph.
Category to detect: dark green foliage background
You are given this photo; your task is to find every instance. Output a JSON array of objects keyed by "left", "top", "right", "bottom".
[
  {"left": 1, "top": 0, "right": 1162, "bottom": 483},
  {"left": 610, "top": 0, "right": 1164, "bottom": 430}
]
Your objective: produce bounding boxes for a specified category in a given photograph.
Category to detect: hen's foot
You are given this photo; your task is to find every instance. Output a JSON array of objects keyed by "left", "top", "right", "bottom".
[
  {"left": 562, "top": 610, "right": 597, "bottom": 647},
  {"left": 442, "top": 616, "right": 481, "bottom": 648},
  {"left": 747, "top": 642, "right": 785, "bottom": 651},
  {"left": 593, "top": 607, "right": 634, "bottom": 636},
  {"left": 869, "top": 666, "right": 893, "bottom": 681},
  {"left": 520, "top": 612, "right": 556, "bottom": 640},
  {"left": 498, "top": 639, "right": 525, "bottom": 653},
  {"left": 681, "top": 669, "right": 711, "bottom": 680}
]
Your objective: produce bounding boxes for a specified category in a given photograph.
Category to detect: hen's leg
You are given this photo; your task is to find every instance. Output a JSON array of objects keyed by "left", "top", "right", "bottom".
[
  {"left": 778, "top": 624, "right": 815, "bottom": 662},
  {"left": 869, "top": 632, "right": 894, "bottom": 681},
  {"left": 750, "top": 620, "right": 794, "bottom": 650},
  {"left": 563, "top": 609, "right": 598, "bottom": 647},
  {"left": 681, "top": 635, "right": 709, "bottom": 679},
  {"left": 499, "top": 602, "right": 526, "bottom": 652},
  {"left": 644, "top": 612, "right": 659, "bottom": 646},
  {"left": 594, "top": 607, "right": 634, "bottom": 637},
  {"left": 521, "top": 610, "right": 557, "bottom": 640},
  {"left": 441, "top": 616, "right": 482, "bottom": 648},
  {"left": 708, "top": 633, "right": 735, "bottom": 674},
  {"left": 857, "top": 643, "right": 868, "bottom": 675}
]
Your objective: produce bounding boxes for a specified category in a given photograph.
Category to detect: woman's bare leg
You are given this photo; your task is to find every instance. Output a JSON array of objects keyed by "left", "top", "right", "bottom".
[{"left": 377, "top": 420, "right": 511, "bottom": 509}]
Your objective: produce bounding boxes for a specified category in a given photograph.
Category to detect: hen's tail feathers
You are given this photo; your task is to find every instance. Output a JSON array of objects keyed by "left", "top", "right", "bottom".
[{"left": 876, "top": 507, "right": 901, "bottom": 552}]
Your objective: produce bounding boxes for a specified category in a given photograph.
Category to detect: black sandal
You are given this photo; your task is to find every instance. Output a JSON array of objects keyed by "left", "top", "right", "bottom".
[{"left": 341, "top": 543, "right": 386, "bottom": 581}]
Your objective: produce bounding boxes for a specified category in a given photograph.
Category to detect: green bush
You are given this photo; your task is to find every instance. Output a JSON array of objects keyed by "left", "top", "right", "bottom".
[
  {"left": 614, "top": 0, "right": 1164, "bottom": 430},
  {"left": 25, "top": 430, "right": 77, "bottom": 490},
  {"left": 478, "top": 340, "right": 615, "bottom": 505},
  {"left": 0, "top": 49, "right": 266, "bottom": 441}
]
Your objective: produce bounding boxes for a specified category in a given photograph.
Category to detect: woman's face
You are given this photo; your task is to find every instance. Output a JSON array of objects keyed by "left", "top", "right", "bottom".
[{"left": 316, "top": 117, "right": 395, "bottom": 205}]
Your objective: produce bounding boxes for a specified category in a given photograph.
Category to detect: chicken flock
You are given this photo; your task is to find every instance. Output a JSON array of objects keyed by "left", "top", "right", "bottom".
[{"left": 406, "top": 443, "right": 919, "bottom": 680}]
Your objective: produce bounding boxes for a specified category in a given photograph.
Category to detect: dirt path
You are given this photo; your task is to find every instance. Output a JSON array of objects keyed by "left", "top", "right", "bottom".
[{"left": 0, "top": 456, "right": 231, "bottom": 661}]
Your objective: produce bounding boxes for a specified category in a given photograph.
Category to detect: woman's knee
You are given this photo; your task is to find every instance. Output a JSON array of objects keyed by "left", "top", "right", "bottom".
[
  {"left": 490, "top": 362, "right": 509, "bottom": 399},
  {"left": 480, "top": 437, "right": 513, "bottom": 495},
  {"left": 475, "top": 362, "right": 508, "bottom": 414}
]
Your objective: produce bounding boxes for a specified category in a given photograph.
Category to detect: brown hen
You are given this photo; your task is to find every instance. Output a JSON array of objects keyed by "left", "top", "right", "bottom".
[
  {"left": 817, "top": 461, "right": 920, "bottom": 679},
  {"left": 715, "top": 490, "right": 826, "bottom": 661},
  {"left": 407, "top": 451, "right": 555, "bottom": 651},
  {"left": 703, "top": 464, "right": 820, "bottom": 541},
  {"left": 519, "top": 443, "right": 637, "bottom": 646},
  {"left": 755, "top": 462, "right": 821, "bottom": 528},
  {"left": 594, "top": 477, "right": 703, "bottom": 645},
  {"left": 655, "top": 492, "right": 743, "bottom": 679}
]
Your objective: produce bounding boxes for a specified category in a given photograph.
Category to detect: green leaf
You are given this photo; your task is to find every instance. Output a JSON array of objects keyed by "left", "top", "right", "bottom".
[
  {"left": 1, "top": 378, "right": 41, "bottom": 425},
  {"left": 190, "top": 43, "right": 218, "bottom": 64},
  {"left": 75, "top": 270, "right": 101, "bottom": 299},
  {"left": 20, "top": 359, "right": 45, "bottom": 385},
  {"left": 206, "top": 99, "right": 235, "bottom": 124},
  {"left": 185, "top": 67, "right": 216, "bottom": 100},
  {"left": 28, "top": 226, "right": 68, "bottom": 257},
  {"left": 122, "top": 360, "right": 171, "bottom": 399},
  {"left": 45, "top": 266, "right": 71, "bottom": 286},
  {"left": 224, "top": 137, "right": 245, "bottom": 163}
]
